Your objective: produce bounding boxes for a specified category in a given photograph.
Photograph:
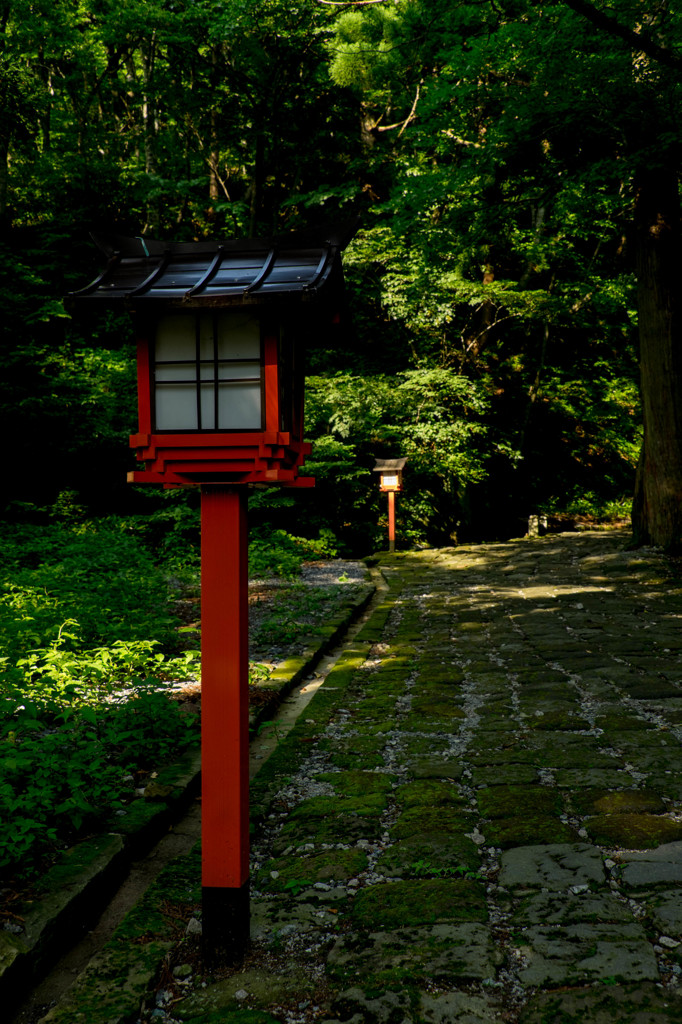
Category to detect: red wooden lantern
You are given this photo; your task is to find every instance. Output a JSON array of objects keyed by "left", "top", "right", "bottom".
[
  {"left": 373, "top": 458, "right": 407, "bottom": 552},
  {"left": 70, "top": 231, "right": 351, "bottom": 487},
  {"left": 68, "top": 227, "right": 353, "bottom": 964}
]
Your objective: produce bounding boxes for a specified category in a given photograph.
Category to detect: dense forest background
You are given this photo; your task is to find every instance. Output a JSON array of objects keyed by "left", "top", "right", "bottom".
[{"left": 2, "top": 0, "right": 680, "bottom": 554}]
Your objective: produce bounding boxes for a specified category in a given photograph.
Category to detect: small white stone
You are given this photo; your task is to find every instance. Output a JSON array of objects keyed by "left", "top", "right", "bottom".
[
  {"left": 659, "top": 936, "right": 681, "bottom": 949},
  {"left": 235, "top": 989, "right": 249, "bottom": 1001},
  {"left": 571, "top": 885, "right": 589, "bottom": 895},
  {"left": 270, "top": 870, "right": 280, "bottom": 879},
  {"left": 604, "top": 859, "right": 616, "bottom": 869}
]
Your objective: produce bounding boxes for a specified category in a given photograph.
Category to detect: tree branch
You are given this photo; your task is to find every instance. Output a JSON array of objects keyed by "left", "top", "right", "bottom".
[
  {"left": 561, "top": 0, "right": 682, "bottom": 75},
  {"left": 376, "top": 81, "right": 422, "bottom": 136}
]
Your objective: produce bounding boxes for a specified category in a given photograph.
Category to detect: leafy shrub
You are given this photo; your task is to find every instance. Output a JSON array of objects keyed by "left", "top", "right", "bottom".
[
  {"left": 249, "top": 528, "right": 338, "bottom": 579},
  {"left": 0, "top": 689, "right": 198, "bottom": 878}
]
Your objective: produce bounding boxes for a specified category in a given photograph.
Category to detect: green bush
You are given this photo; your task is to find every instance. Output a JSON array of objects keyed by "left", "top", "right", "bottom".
[{"left": 249, "top": 528, "right": 338, "bottom": 579}]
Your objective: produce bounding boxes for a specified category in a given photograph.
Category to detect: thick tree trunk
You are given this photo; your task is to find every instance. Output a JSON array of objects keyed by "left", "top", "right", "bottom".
[{"left": 631, "top": 166, "right": 682, "bottom": 550}]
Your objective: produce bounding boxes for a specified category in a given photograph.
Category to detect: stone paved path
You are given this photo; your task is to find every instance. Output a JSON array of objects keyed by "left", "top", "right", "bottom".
[{"left": 165, "top": 530, "right": 682, "bottom": 1023}]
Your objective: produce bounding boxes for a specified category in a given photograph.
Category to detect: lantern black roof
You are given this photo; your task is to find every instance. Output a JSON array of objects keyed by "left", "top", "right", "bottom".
[
  {"left": 373, "top": 458, "right": 407, "bottom": 473},
  {"left": 67, "top": 224, "right": 356, "bottom": 310}
]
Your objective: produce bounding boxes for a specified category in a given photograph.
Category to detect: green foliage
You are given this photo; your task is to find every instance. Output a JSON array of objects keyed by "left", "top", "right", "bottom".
[
  {"left": 0, "top": 687, "right": 198, "bottom": 876},
  {"left": 249, "top": 529, "right": 339, "bottom": 580},
  {"left": 0, "top": 0, "right": 667, "bottom": 546},
  {"left": 0, "top": 516, "right": 202, "bottom": 881}
]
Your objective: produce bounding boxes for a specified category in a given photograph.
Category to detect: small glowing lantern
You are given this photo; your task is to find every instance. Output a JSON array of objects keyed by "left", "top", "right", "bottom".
[
  {"left": 68, "top": 228, "right": 353, "bottom": 964},
  {"left": 373, "top": 458, "right": 406, "bottom": 551}
]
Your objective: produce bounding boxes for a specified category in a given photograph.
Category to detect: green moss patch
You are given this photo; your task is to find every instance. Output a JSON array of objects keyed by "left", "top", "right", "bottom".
[
  {"left": 255, "top": 848, "right": 368, "bottom": 893},
  {"left": 476, "top": 785, "right": 562, "bottom": 820},
  {"left": 528, "top": 710, "right": 585, "bottom": 731},
  {"left": 390, "top": 806, "right": 473, "bottom": 841},
  {"left": 622, "top": 683, "right": 682, "bottom": 700},
  {"left": 316, "top": 771, "right": 394, "bottom": 798},
  {"left": 484, "top": 817, "right": 578, "bottom": 849},
  {"left": 394, "top": 780, "right": 462, "bottom": 808},
  {"left": 595, "top": 713, "right": 654, "bottom": 733},
  {"left": 288, "top": 792, "right": 387, "bottom": 821},
  {"left": 407, "top": 699, "right": 466, "bottom": 724},
  {"left": 471, "top": 765, "right": 538, "bottom": 787},
  {"left": 351, "top": 879, "right": 487, "bottom": 929},
  {"left": 584, "top": 814, "right": 682, "bottom": 849},
  {"left": 568, "top": 789, "right": 666, "bottom": 817},
  {"left": 376, "top": 836, "right": 480, "bottom": 878}
]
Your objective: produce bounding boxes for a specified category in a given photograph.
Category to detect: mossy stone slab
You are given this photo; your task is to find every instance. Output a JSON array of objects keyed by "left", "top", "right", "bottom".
[
  {"left": 553, "top": 769, "right": 635, "bottom": 789},
  {"left": 375, "top": 835, "right": 480, "bottom": 878},
  {"left": 485, "top": 816, "right": 578, "bottom": 850},
  {"left": 499, "top": 843, "right": 606, "bottom": 890},
  {"left": 327, "top": 922, "right": 497, "bottom": 987},
  {"left": 408, "top": 759, "right": 465, "bottom": 781},
  {"left": 519, "top": 983, "right": 682, "bottom": 1024},
  {"left": 595, "top": 713, "right": 655, "bottom": 733},
  {"left": 316, "top": 771, "right": 395, "bottom": 798},
  {"left": 647, "top": 891, "right": 682, "bottom": 939},
  {"left": 274, "top": 814, "right": 378, "bottom": 851},
  {"left": 622, "top": 683, "right": 682, "bottom": 700},
  {"left": 568, "top": 789, "right": 666, "bottom": 817},
  {"left": 183, "top": 1013, "right": 282, "bottom": 1024},
  {"left": 390, "top": 806, "right": 474, "bottom": 841},
  {"left": 351, "top": 878, "right": 486, "bottom": 929},
  {"left": 516, "top": 922, "right": 658, "bottom": 987},
  {"left": 471, "top": 766, "right": 539, "bottom": 787},
  {"left": 476, "top": 785, "right": 562, "bottom": 820},
  {"left": 585, "top": 814, "right": 682, "bottom": 849},
  {"left": 174, "top": 969, "right": 313, "bottom": 1019},
  {"left": 527, "top": 710, "right": 587, "bottom": 731},
  {"left": 512, "top": 891, "right": 637, "bottom": 927},
  {"left": 255, "top": 848, "right": 368, "bottom": 893},
  {"left": 394, "top": 779, "right": 463, "bottom": 808},
  {"left": 288, "top": 792, "right": 387, "bottom": 821},
  {"left": 524, "top": 743, "right": 616, "bottom": 770},
  {"left": 468, "top": 747, "right": 539, "bottom": 766}
]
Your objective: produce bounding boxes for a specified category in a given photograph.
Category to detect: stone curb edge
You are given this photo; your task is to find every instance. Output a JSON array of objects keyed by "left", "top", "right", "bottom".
[{"left": 0, "top": 581, "right": 376, "bottom": 1014}]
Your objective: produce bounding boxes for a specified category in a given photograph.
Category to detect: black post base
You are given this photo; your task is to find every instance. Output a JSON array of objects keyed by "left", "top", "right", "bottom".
[{"left": 202, "top": 882, "right": 250, "bottom": 968}]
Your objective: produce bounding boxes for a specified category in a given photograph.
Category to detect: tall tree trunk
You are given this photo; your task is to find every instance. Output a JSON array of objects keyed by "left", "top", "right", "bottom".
[{"left": 631, "top": 165, "right": 682, "bottom": 550}]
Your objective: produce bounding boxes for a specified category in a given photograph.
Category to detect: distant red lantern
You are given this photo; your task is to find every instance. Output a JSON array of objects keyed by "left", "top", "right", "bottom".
[{"left": 68, "top": 227, "right": 354, "bottom": 964}]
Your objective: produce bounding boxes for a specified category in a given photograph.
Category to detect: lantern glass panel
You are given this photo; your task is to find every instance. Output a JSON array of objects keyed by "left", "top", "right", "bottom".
[
  {"left": 382, "top": 474, "right": 399, "bottom": 488},
  {"left": 153, "top": 311, "right": 263, "bottom": 431}
]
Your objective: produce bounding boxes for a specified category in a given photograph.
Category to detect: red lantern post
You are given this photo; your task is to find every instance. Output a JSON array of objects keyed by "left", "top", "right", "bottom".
[
  {"left": 373, "top": 458, "right": 407, "bottom": 553},
  {"left": 68, "top": 229, "right": 353, "bottom": 963}
]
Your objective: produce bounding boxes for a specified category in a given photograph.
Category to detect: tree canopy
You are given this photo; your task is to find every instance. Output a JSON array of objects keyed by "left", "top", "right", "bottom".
[{"left": 2, "top": 0, "right": 680, "bottom": 548}]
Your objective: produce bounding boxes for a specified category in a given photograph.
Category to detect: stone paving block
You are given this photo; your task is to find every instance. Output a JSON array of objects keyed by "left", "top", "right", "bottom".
[
  {"left": 471, "top": 765, "right": 539, "bottom": 786},
  {"left": 585, "top": 813, "right": 682, "bottom": 850},
  {"left": 619, "top": 842, "right": 682, "bottom": 888},
  {"left": 553, "top": 768, "right": 635, "bottom": 788},
  {"left": 516, "top": 922, "right": 659, "bottom": 987},
  {"left": 173, "top": 968, "right": 315, "bottom": 1019},
  {"left": 647, "top": 891, "right": 682, "bottom": 940},
  {"left": 376, "top": 835, "right": 481, "bottom": 877},
  {"left": 327, "top": 922, "right": 499, "bottom": 987},
  {"left": 512, "top": 890, "right": 637, "bottom": 926},
  {"left": 499, "top": 843, "right": 606, "bottom": 890},
  {"left": 519, "top": 982, "right": 682, "bottom": 1024},
  {"left": 418, "top": 991, "right": 499, "bottom": 1024}
]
